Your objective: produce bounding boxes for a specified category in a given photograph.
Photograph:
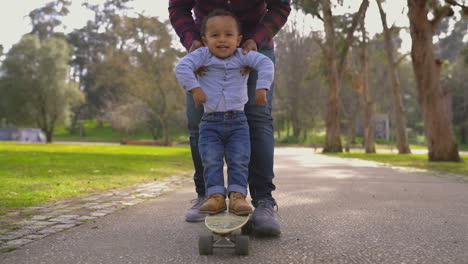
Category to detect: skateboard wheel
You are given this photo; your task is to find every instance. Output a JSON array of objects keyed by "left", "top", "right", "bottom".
[
  {"left": 198, "top": 235, "right": 213, "bottom": 255},
  {"left": 234, "top": 235, "right": 249, "bottom": 255}
]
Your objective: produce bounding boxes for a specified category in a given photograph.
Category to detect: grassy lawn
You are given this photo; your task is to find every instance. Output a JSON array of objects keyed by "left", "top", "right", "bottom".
[
  {"left": 326, "top": 152, "right": 468, "bottom": 177},
  {"left": 54, "top": 120, "right": 188, "bottom": 143},
  {"left": 0, "top": 142, "right": 192, "bottom": 214}
]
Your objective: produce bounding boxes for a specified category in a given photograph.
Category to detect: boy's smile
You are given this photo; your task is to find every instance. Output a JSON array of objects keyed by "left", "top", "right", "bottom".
[{"left": 202, "top": 15, "right": 242, "bottom": 59}]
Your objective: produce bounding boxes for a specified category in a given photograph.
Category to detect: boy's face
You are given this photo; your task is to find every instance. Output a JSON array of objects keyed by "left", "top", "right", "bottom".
[{"left": 202, "top": 16, "right": 242, "bottom": 59}]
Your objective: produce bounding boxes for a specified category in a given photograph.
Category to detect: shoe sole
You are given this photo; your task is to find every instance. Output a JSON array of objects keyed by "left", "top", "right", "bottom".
[
  {"left": 251, "top": 221, "right": 281, "bottom": 237},
  {"left": 198, "top": 207, "right": 227, "bottom": 215},
  {"left": 185, "top": 215, "right": 206, "bottom": 222},
  {"left": 229, "top": 209, "right": 253, "bottom": 216}
]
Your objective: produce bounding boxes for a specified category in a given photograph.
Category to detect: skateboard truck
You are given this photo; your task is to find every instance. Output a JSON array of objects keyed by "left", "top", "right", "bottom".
[{"left": 199, "top": 213, "right": 250, "bottom": 255}]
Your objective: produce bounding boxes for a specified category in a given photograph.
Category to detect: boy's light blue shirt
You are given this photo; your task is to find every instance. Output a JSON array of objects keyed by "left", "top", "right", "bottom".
[{"left": 175, "top": 47, "right": 274, "bottom": 111}]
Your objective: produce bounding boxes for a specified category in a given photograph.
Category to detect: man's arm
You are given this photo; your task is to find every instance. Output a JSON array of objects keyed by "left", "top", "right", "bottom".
[
  {"left": 241, "top": 51, "right": 275, "bottom": 106},
  {"left": 249, "top": 0, "right": 291, "bottom": 47},
  {"left": 241, "top": 51, "right": 275, "bottom": 91},
  {"left": 174, "top": 48, "right": 206, "bottom": 92},
  {"left": 168, "top": 0, "right": 200, "bottom": 51}
]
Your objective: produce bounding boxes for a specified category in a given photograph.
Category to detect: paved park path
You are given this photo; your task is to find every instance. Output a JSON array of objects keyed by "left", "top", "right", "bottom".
[{"left": 1, "top": 147, "right": 467, "bottom": 264}]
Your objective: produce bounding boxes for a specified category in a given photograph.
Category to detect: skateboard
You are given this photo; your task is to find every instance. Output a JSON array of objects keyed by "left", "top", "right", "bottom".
[{"left": 199, "top": 212, "right": 250, "bottom": 255}]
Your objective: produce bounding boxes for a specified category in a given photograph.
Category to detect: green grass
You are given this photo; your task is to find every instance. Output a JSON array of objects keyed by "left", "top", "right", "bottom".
[
  {"left": 0, "top": 142, "right": 192, "bottom": 214},
  {"left": 325, "top": 152, "right": 468, "bottom": 177},
  {"left": 54, "top": 120, "right": 188, "bottom": 143}
]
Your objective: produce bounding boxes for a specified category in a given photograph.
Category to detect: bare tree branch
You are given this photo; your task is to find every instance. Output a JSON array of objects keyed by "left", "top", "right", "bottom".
[
  {"left": 396, "top": 52, "right": 411, "bottom": 65},
  {"left": 337, "top": 0, "right": 369, "bottom": 75},
  {"left": 430, "top": 5, "right": 454, "bottom": 33}
]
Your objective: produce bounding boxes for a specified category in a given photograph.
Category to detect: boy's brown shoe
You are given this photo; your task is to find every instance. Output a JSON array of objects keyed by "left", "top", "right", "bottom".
[
  {"left": 229, "top": 192, "right": 253, "bottom": 215},
  {"left": 198, "top": 194, "right": 227, "bottom": 214}
]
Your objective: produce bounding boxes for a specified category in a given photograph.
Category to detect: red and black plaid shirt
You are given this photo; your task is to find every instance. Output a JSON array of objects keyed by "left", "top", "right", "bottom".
[{"left": 169, "top": 0, "right": 291, "bottom": 51}]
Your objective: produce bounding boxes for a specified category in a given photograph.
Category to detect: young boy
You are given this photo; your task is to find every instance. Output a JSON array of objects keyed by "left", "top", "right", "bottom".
[{"left": 175, "top": 9, "right": 274, "bottom": 216}]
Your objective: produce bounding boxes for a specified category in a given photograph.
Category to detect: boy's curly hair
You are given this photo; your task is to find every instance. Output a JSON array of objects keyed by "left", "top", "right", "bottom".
[{"left": 200, "top": 9, "right": 242, "bottom": 36}]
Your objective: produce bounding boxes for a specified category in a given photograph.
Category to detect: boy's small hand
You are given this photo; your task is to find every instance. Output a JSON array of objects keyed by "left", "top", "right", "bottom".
[
  {"left": 191, "top": 87, "right": 206, "bottom": 107},
  {"left": 255, "top": 89, "right": 267, "bottom": 106}
]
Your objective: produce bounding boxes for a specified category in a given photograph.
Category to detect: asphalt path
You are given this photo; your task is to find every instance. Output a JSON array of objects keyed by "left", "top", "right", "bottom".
[{"left": 1, "top": 147, "right": 467, "bottom": 264}]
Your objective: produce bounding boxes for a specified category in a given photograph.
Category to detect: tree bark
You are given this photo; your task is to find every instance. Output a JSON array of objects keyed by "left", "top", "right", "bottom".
[
  {"left": 376, "top": 0, "right": 411, "bottom": 154},
  {"left": 322, "top": 0, "right": 343, "bottom": 152},
  {"left": 360, "top": 20, "right": 376, "bottom": 153},
  {"left": 407, "top": 0, "right": 460, "bottom": 161},
  {"left": 321, "top": 0, "right": 369, "bottom": 153}
]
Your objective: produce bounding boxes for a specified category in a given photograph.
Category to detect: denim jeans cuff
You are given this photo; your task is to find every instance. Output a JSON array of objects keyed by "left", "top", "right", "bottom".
[
  {"left": 206, "top": 186, "right": 227, "bottom": 197},
  {"left": 227, "top": 184, "right": 248, "bottom": 196}
]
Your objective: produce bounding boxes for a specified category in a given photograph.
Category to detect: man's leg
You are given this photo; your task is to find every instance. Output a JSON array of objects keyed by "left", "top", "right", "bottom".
[
  {"left": 184, "top": 92, "right": 206, "bottom": 222},
  {"left": 244, "top": 49, "right": 280, "bottom": 236}
]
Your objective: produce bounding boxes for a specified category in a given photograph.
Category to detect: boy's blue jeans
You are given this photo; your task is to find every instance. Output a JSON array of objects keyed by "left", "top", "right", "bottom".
[
  {"left": 185, "top": 48, "right": 276, "bottom": 207},
  {"left": 198, "top": 111, "right": 250, "bottom": 196}
]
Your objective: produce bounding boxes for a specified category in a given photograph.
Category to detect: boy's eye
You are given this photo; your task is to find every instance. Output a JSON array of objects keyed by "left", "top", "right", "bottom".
[{"left": 226, "top": 33, "right": 233, "bottom": 36}]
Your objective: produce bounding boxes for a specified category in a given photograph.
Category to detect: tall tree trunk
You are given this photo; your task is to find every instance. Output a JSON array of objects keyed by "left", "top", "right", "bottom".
[
  {"left": 321, "top": 0, "right": 369, "bottom": 153},
  {"left": 292, "top": 111, "right": 301, "bottom": 138},
  {"left": 345, "top": 109, "right": 359, "bottom": 152},
  {"left": 160, "top": 118, "right": 169, "bottom": 146},
  {"left": 376, "top": 0, "right": 411, "bottom": 154},
  {"left": 407, "top": 0, "right": 460, "bottom": 161},
  {"left": 322, "top": 0, "right": 343, "bottom": 152},
  {"left": 359, "top": 17, "right": 376, "bottom": 153}
]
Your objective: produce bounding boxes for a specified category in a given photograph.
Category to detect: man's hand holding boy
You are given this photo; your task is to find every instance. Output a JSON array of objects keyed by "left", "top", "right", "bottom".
[
  {"left": 256, "top": 89, "right": 267, "bottom": 106},
  {"left": 191, "top": 87, "right": 206, "bottom": 107}
]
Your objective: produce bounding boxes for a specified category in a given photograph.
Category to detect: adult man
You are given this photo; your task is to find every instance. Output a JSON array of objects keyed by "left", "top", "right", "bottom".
[{"left": 169, "top": 0, "right": 291, "bottom": 236}]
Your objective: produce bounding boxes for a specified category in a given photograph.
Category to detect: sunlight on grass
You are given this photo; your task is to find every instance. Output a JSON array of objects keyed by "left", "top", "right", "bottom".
[
  {"left": 0, "top": 142, "right": 192, "bottom": 213},
  {"left": 326, "top": 152, "right": 468, "bottom": 177}
]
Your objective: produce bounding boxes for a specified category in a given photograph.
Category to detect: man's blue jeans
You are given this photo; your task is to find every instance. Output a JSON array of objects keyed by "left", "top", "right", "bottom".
[
  {"left": 198, "top": 111, "right": 250, "bottom": 196},
  {"left": 185, "top": 48, "right": 276, "bottom": 206}
]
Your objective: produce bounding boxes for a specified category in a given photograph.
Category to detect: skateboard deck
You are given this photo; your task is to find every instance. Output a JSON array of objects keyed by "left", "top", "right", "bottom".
[{"left": 205, "top": 212, "right": 249, "bottom": 235}]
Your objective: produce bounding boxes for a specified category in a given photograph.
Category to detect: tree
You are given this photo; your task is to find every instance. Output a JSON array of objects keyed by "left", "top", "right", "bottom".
[
  {"left": 357, "top": 16, "right": 376, "bottom": 153},
  {"left": 28, "top": 0, "right": 71, "bottom": 40},
  {"left": 376, "top": 0, "right": 411, "bottom": 154},
  {"left": 120, "top": 15, "right": 184, "bottom": 145},
  {"left": 91, "top": 15, "right": 184, "bottom": 145},
  {"left": 294, "top": 0, "right": 370, "bottom": 152},
  {"left": 66, "top": 0, "right": 134, "bottom": 129},
  {"left": 0, "top": 35, "right": 84, "bottom": 142},
  {"left": 274, "top": 22, "right": 325, "bottom": 140},
  {"left": 407, "top": 0, "right": 464, "bottom": 161}
]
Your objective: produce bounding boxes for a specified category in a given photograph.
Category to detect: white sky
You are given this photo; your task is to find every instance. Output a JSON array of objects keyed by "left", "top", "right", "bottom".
[{"left": 0, "top": 0, "right": 411, "bottom": 53}]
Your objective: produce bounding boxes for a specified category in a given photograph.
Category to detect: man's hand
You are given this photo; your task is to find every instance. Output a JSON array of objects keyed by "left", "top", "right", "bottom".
[
  {"left": 255, "top": 89, "right": 267, "bottom": 106},
  {"left": 241, "top": 39, "right": 258, "bottom": 55},
  {"left": 240, "top": 66, "right": 254, "bottom": 76},
  {"left": 189, "top": 40, "right": 203, "bottom": 53},
  {"left": 191, "top": 87, "right": 206, "bottom": 107},
  {"left": 194, "top": 66, "right": 208, "bottom": 76}
]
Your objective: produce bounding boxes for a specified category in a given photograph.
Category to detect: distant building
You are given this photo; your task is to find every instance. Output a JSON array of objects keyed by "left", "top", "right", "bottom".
[
  {"left": 356, "top": 113, "right": 390, "bottom": 140},
  {"left": 0, "top": 128, "right": 46, "bottom": 143}
]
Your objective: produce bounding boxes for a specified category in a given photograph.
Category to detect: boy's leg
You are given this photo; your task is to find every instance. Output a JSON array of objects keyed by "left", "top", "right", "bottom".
[
  {"left": 225, "top": 112, "right": 252, "bottom": 215},
  {"left": 244, "top": 48, "right": 280, "bottom": 235},
  {"left": 225, "top": 113, "right": 251, "bottom": 196},
  {"left": 198, "top": 117, "right": 226, "bottom": 199},
  {"left": 184, "top": 92, "right": 206, "bottom": 221}
]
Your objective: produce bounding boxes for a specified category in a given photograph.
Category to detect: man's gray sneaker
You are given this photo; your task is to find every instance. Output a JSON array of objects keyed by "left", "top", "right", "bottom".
[
  {"left": 250, "top": 199, "right": 281, "bottom": 236},
  {"left": 185, "top": 195, "right": 207, "bottom": 222}
]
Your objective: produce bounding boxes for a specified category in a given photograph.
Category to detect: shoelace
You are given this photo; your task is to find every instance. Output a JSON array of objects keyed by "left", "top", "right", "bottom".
[
  {"left": 256, "top": 199, "right": 279, "bottom": 218},
  {"left": 190, "top": 196, "right": 205, "bottom": 209}
]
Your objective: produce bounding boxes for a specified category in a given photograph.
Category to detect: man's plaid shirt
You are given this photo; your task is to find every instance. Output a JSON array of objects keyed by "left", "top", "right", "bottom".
[{"left": 169, "top": 0, "right": 291, "bottom": 51}]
